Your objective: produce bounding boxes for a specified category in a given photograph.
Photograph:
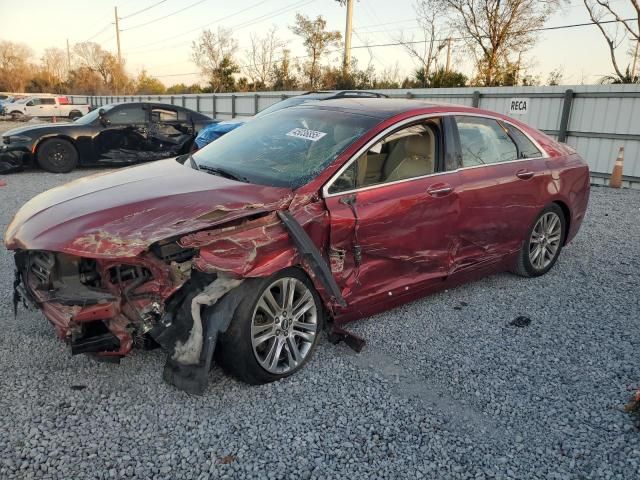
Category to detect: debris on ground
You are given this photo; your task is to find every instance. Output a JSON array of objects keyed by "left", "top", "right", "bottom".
[{"left": 509, "top": 316, "right": 532, "bottom": 327}]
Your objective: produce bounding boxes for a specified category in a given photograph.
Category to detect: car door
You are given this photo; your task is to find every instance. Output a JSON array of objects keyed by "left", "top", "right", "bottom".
[
  {"left": 93, "top": 104, "right": 149, "bottom": 163},
  {"left": 39, "top": 97, "right": 57, "bottom": 116},
  {"left": 147, "top": 106, "right": 194, "bottom": 155},
  {"left": 451, "top": 115, "right": 549, "bottom": 272},
  {"left": 324, "top": 117, "right": 462, "bottom": 309},
  {"left": 24, "top": 98, "right": 41, "bottom": 116}
]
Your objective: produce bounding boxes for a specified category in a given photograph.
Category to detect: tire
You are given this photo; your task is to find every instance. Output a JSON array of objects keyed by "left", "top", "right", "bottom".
[
  {"left": 68, "top": 111, "right": 82, "bottom": 120},
  {"left": 10, "top": 111, "right": 23, "bottom": 119},
  {"left": 36, "top": 138, "right": 78, "bottom": 173},
  {"left": 512, "top": 204, "right": 566, "bottom": 277},
  {"left": 216, "top": 267, "right": 324, "bottom": 385}
]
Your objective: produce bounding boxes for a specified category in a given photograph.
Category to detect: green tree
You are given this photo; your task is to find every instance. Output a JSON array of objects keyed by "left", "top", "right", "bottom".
[
  {"left": 271, "top": 49, "right": 298, "bottom": 91},
  {"left": 191, "top": 27, "right": 239, "bottom": 93},
  {"left": 290, "top": 14, "right": 341, "bottom": 89},
  {"left": 135, "top": 70, "right": 166, "bottom": 94}
]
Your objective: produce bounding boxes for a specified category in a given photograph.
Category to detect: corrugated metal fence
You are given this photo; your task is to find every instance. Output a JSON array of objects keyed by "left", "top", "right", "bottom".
[{"left": 71, "top": 85, "right": 640, "bottom": 188}]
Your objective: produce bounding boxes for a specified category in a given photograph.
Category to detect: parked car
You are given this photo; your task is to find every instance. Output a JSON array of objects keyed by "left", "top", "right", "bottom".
[
  {"left": 0, "top": 102, "right": 216, "bottom": 173},
  {"left": 193, "top": 90, "right": 389, "bottom": 150},
  {"left": 6, "top": 95, "right": 91, "bottom": 120},
  {"left": 5, "top": 99, "right": 590, "bottom": 393}
]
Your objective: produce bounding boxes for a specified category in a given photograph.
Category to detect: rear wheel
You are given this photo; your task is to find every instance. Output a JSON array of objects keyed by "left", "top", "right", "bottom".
[
  {"left": 217, "top": 268, "right": 323, "bottom": 384},
  {"left": 68, "top": 110, "right": 83, "bottom": 120},
  {"left": 513, "top": 204, "right": 566, "bottom": 277},
  {"left": 37, "top": 138, "right": 78, "bottom": 173}
]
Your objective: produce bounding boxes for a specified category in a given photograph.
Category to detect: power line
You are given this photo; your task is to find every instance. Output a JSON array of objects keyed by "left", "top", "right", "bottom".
[
  {"left": 125, "top": 0, "right": 274, "bottom": 51},
  {"left": 120, "top": 0, "right": 169, "bottom": 20},
  {"left": 83, "top": 23, "right": 113, "bottom": 42},
  {"left": 127, "top": 0, "right": 312, "bottom": 54},
  {"left": 145, "top": 16, "right": 639, "bottom": 79},
  {"left": 122, "top": 0, "right": 210, "bottom": 31}
]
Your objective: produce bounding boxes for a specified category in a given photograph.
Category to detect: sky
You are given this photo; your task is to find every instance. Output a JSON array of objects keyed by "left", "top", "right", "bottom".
[{"left": 0, "top": 0, "right": 638, "bottom": 86}]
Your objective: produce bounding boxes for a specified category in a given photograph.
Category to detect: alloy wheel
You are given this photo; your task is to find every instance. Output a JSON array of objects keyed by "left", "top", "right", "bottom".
[
  {"left": 251, "top": 277, "right": 318, "bottom": 374},
  {"left": 529, "top": 212, "right": 562, "bottom": 270}
]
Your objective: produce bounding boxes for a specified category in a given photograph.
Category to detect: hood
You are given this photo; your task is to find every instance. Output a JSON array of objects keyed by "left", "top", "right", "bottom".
[
  {"left": 5, "top": 158, "right": 293, "bottom": 258},
  {"left": 2, "top": 123, "right": 72, "bottom": 138}
]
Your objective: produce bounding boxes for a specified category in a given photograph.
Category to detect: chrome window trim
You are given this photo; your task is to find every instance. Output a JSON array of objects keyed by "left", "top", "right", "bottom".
[{"left": 322, "top": 112, "right": 549, "bottom": 198}]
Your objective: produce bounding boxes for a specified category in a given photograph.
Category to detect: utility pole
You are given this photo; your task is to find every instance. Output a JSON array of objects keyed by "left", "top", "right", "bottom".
[
  {"left": 632, "top": 39, "right": 639, "bottom": 81},
  {"left": 114, "top": 6, "right": 122, "bottom": 66},
  {"left": 66, "top": 38, "right": 71, "bottom": 74},
  {"left": 343, "top": 0, "right": 354, "bottom": 74},
  {"left": 445, "top": 37, "right": 452, "bottom": 73}
]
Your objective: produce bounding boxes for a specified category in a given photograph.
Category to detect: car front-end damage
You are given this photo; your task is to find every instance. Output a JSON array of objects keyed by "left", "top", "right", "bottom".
[
  {"left": 8, "top": 191, "right": 344, "bottom": 394},
  {"left": 1, "top": 138, "right": 34, "bottom": 173}
]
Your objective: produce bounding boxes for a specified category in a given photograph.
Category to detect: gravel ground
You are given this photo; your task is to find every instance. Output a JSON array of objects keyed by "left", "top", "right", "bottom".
[{"left": 0, "top": 163, "right": 639, "bottom": 479}]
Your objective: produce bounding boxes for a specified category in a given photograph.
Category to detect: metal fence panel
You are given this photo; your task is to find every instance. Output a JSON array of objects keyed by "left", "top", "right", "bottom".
[{"left": 71, "top": 85, "right": 640, "bottom": 186}]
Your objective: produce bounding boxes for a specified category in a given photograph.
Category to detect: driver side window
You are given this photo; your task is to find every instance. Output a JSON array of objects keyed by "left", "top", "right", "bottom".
[{"left": 328, "top": 120, "right": 439, "bottom": 194}]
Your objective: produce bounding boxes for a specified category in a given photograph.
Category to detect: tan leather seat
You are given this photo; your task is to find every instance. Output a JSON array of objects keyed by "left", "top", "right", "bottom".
[{"left": 383, "top": 135, "right": 433, "bottom": 182}]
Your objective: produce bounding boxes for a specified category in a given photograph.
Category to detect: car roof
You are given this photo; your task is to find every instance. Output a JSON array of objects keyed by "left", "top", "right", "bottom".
[{"left": 290, "top": 98, "right": 455, "bottom": 119}]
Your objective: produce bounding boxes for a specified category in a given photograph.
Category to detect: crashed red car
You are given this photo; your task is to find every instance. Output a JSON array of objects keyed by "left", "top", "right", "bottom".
[{"left": 4, "top": 99, "right": 590, "bottom": 393}]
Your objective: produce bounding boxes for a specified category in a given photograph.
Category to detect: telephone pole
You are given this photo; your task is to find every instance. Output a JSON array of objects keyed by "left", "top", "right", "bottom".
[
  {"left": 114, "top": 6, "right": 122, "bottom": 66},
  {"left": 632, "top": 40, "right": 639, "bottom": 81},
  {"left": 66, "top": 38, "right": 71, "bottom": 74},
  {"left": 343, "top": 0, "right": 354, "bottom": 74},
  {"left": 445, "top": 37, "right": 452, "bottom": 73}
]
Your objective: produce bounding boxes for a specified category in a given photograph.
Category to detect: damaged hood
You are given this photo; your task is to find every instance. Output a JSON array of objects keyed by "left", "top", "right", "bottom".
[{"left": 5, "top": 158, "right": 293, "bottom": 258}]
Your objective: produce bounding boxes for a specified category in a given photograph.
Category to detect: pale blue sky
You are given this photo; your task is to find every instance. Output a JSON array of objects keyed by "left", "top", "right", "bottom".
[{"left": 0, "top": 0, "right": 637, "bottom": 85}]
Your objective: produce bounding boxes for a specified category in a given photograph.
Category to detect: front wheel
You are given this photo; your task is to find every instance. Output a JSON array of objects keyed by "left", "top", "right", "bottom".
[
  {"left": 36, "top": 138, "right": 78, "bottom": 173},
  {"left": 513, "top": 204, "right": 566, "bottom": 277},
  {"left": 216, "top": 268, "right": 323, "bottom": 385}
]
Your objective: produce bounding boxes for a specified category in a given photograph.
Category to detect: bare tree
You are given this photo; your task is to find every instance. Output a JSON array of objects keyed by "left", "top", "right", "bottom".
[
  {"left": 244, "top": 26, "right": 283, "bottom": 89},
  {"left": 584, "top": 1, "right": 640, "bottom": 83},
  {"left": 73, "top": 42, "right": 113, "bottom": 84},
  {"left": 192, "top": 27, "right": 239, "bottom": 92},
  {"left": 439, "top": 0, "right": 562, "bottom": 86},
  {"left": 290, "top": 14, "right": 342, "bottom": 89},
  {"left": 397, "top": 0, "right": 450, "bottom": 86},
  {"left": 41, "top": 48, "right": 68, "bottom": 85},
  {"left": 0, "top": 41, "right": 34, "bottom": 91}
]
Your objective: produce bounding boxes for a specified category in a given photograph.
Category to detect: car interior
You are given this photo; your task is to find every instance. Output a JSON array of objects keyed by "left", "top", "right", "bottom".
[{"left": 329, "top": 120, "right": 439, "bottom": 193}]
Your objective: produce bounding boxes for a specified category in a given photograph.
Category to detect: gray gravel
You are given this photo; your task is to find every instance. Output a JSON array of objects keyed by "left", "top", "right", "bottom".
[{"left": 1, "top": 164, "right": 639, "bottom": 479}]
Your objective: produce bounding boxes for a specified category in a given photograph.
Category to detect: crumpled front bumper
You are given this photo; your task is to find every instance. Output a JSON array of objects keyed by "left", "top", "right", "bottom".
[{"left": 0, "top": 145, "right": 32, "bottom": 173}]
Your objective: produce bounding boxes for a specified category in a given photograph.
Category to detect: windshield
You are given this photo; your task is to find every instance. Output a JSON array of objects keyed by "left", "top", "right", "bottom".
[
  {"left": 74, "top": 104, "right": 114, "bottom": 124},
  {"left": 254, "top": 97, "right": 316, "bottom": 119},
  {"left": 193, "top": 107, "right": 379, "bottom": 188}
]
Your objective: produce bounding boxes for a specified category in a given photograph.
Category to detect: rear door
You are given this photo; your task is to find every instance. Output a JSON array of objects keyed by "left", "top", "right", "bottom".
[
  {"left": 147, "top": 106, "right": 194, "bottom": 155},
  {"left": 451, "top": 115, "right": 548, "bottom": 271},
  {"left": 324, "top": 117, "right": 462, "bottom": 308}
]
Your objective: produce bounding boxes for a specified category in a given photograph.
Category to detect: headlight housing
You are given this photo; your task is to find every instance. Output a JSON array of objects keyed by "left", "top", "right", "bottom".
[{"left": 6, "top": 135, "right": 31, "bottom": 144}]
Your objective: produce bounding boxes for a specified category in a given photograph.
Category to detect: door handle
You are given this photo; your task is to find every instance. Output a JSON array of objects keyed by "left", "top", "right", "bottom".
[
  {"left": 426, "top": 184, "right": 453, "bottom": 197},
  {"left": 516, "top": 169, "right": 534, "bottom": 180}
]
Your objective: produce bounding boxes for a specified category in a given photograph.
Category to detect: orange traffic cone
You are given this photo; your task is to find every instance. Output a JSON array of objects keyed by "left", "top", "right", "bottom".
[{"left": 609, "top": 147, "right": 624, "bottom": 188}]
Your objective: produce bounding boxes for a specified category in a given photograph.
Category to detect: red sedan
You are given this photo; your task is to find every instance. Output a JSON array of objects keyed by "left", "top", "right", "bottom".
[{"left": 4, "top": 99, "right": 590, "bottom": 393}]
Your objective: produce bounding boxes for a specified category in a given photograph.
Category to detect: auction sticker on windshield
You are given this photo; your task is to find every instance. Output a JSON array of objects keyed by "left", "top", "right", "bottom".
[{"left": 286, "top": 128, "right": 327, "bottom": 142}]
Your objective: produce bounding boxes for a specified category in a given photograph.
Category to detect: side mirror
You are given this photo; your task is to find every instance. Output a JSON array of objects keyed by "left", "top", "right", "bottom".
[
  {"left": 26, "top": 101, "right": 34, "bottom": 106},
  {"left": 98, "top": 109, "right": 111, "bottom": 126}
]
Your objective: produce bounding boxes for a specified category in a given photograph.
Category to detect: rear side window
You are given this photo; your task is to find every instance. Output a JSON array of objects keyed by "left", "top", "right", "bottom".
[
  {"left": 40, "top": 98, "right": 56, "bottom": 105},
  {"left": 151, "top": 108, "right": 178, "bottom": 122},
  {"left": 501, "top": 122, "right": 542, "bottom": 158},
  {"left": 455, "top": 116, "right": 518, "bottom": 167}
]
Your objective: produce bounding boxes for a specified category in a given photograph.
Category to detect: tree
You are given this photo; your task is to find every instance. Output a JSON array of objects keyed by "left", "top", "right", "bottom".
[
  {"left": 192, "top": 27, "right": 239, "bottom": 92},
  {"left": 547, "top": 67, "right": 564, "bottom": 86},
  {"left": 135, "top": 70, "right": 166, "bottom": 94},
  {"left": 41, "top": 48, "right": 68, "bottom": 86},
  {"left": 0, "top": 41, "right": 34, "bottom": 91},
  {"left": 398, "top": 1, "right": 450, "bottom": 86},
  {"left": 271, "top": 49, "right": 299, "bottom": 90},
  {"left": 583, "top": 0, "right": 639, "bottom": 83},
  {"left": 73, "top": 42, "right": 112, "bottom": 84},
  {"left": 290, "top": 14, "right": 342, "bottom": 89},
  {"left": 245, "top": 26, "right": 283, "bottom": 89},
  {"left": 66, "top": 67, "right": 103, "bottom": 95},
  {"left": 167, "top": 83, "right": 203, "bottom": 94},
  {"left": 439, "top": 0, "right": 562, "bottom": 86}
]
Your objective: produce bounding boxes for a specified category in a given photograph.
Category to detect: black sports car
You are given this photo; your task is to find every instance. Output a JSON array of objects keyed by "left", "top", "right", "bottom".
[{"left": 0, "top": 102, "right": 216, "bottom": 174}]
